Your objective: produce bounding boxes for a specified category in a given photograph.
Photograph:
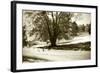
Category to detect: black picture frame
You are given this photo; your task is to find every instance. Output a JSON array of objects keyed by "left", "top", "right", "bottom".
[{"left": 11, "top": 1, "right": 98, "bottom": 72}]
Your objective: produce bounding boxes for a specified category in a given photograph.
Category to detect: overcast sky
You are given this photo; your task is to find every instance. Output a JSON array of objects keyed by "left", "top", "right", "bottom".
[{"left": 71, "top": 13, "right": 91, "bottom": 25}]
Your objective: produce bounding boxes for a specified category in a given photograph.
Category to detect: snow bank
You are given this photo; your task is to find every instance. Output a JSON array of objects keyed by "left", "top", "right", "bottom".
[{"left": 23, "top": 48, "right": 90, "bottom": 61}]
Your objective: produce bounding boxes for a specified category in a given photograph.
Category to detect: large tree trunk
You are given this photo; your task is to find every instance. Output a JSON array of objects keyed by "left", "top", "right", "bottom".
[{"left": 50, "top": 37, "right": 57, "bottom": 47}]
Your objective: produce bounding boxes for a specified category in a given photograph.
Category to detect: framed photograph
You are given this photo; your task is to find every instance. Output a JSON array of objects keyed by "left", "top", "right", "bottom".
[{"left": 11, "top": 1, "right": 98, "bottom": 72}]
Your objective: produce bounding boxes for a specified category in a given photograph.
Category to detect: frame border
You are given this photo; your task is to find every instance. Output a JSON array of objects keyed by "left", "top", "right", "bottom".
[{"left": 11, "top": 1, "right": 98, "bottom": 72}]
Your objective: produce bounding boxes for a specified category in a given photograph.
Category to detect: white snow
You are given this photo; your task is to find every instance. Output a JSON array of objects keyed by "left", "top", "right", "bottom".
[
  {"left": 23, "top": 33, "right": 91, "bottom": 62},
  {"left": 58, "top": 33, "right": 90, "bottom": 45},
  {"left": 23, "top": 48, "right": 90, "bottom": 61}
]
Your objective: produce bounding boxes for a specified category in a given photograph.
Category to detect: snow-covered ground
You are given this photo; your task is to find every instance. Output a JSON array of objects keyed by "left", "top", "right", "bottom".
[
  {"left": 23, "top": 48, "right": 90, "bottom": 62},
  {"left": 58, "top": 33, "right": 90, "bottom": 45},
  {"left": 23, "top": 33, "right": 91, "bottom": 62},
  {"left": 29, "top": 33, "right": 90, "bottom": 47}
]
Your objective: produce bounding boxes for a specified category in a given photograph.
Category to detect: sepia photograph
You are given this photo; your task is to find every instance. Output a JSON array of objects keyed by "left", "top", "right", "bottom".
[
  {"left": 11, "top": 1, "right": 97, "bottom": 72},
  {"left": 22, "top": 10, "right": 91, "bottom": 63}
]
